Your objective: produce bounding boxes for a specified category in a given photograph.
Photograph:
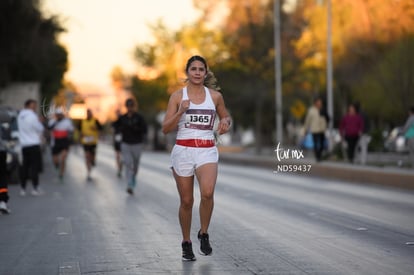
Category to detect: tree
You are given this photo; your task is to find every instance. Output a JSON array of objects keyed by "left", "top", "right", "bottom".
[
  {"left": 134, "top": 19, "right": 227, "bottom": 93},
  {"left": 132, "top": 0, "right": 308, "bottom": 151},
  {"left": 131, "top": 17, "right": 230, "bottom": 133},
  {"left": 0, "top": 0, "right": 68, "bottom": 100},
  {"left": 129, "top": 75, "right": 169, "bottom": 120},
  {"left": 292, "top": 0, "right": 414, "bottom": 126},
  {"left": 210, "top": 0, "right": 305, "bottom": 151},
  {"left": 353, "top": 36, "right": 414, "bottom": 124},
  {"left": 52, "top": 81, "right": 85, "bottom": 113}
]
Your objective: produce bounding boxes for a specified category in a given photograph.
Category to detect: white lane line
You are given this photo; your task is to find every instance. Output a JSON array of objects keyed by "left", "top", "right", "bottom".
[
  {"left": 56, "top": 217, "right": 72, "bottom": 236},
  {"left": 58, "top": 262, "right": 81, "bottom": 275},
  {"left": 356, "top": 227, "right": 368, "bottom": 231}
]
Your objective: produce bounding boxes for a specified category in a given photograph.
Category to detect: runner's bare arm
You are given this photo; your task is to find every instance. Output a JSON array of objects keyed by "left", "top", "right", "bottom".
[
  {"left": 213, "top": 91, "right": 231, "bottom": 135},
  {"left": 162, "top": 91, "right": 189, "bottom": 134}
]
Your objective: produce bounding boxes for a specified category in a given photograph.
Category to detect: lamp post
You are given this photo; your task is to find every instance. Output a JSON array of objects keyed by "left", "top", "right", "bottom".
[
  {"left": 274, "top": 0, "right": 283, "bottom": 145},
  {"left": 326, "top": 0, "right": 333, "bottom": 134}
]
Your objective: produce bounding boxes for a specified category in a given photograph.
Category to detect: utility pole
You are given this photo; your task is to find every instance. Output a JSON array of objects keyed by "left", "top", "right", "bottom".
[
  {"left": 274, "top": 0, "right": 283, "bottom": 145},
  {"left": 326, "top": 0, "right": 334, "bottom": 136}
]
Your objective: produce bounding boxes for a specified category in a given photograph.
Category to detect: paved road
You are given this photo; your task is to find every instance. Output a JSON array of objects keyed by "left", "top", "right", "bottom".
[{"left": 1, "top": 144, "right": 414, "bottom": 275}]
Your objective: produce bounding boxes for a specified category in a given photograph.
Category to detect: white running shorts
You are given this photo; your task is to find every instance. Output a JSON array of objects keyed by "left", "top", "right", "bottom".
[{"left": 170, "top": 145, "right": 219, "bottom": 177}]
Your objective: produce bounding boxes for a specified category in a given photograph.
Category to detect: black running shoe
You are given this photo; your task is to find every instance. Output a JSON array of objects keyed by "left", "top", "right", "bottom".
[
  {"left": 182, "top": 241, "right": 196, "bottom": 261},
  {"left": 198, "top": 230, "right": 212, "bottom": 255},
  {"left": 126, "top": 187, "right": 134, "bottom": 195}
]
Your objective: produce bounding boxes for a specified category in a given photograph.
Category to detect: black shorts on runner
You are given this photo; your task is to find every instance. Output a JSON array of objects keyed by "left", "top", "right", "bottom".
[
  {"left": 83, "top": 144, "right": 97, "bottom": 154},
  {"left": 114, "top": 141, "right": 121, "bottom": 152},
  {"left": 52, "top": 138, "right": 70, "bottom": 155}
]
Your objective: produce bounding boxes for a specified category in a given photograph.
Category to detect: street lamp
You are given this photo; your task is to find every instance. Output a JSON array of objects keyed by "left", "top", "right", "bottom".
[
  {"left": 326, "top": 0, "right": 333, "bottom": 134},
  {"left": 274, "top": 0, "right": 283, "bottom": 145}
]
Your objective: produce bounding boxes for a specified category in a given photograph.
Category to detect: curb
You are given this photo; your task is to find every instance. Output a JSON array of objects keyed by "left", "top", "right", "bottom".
[{"left": 219, "top": 153, "right": 414, "bottom": 190}]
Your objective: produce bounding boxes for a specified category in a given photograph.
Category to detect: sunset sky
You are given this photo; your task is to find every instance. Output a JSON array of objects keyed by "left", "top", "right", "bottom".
[{"left": 42, "top": 0, "right": 200, "bottom": 88}]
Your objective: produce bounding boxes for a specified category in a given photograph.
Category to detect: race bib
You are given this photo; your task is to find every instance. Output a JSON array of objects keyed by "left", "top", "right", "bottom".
[
  {"left": 184, "top": 109, "right": 215, "bottom": 130},
  {"left": 82, "top": 136, "right": 96, "bottom": 143},
  {"left": 114, "top": 134, "right": 122, "bottom": 142}
]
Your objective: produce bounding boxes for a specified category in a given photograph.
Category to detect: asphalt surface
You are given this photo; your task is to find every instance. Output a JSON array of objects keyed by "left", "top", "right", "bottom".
[
  {"left": 1, "top": 144, "right": 414, "bottom": 274},
  {"left": 219, "top": 148, "right": 414, "bottom": 189}
]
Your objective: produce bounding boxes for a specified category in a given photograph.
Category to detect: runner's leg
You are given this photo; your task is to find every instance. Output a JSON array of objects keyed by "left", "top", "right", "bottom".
[
  {"left": 174, "top": 170, "right": 194, "bottom": 242},
  {"left": 30, "top": 146, "right": 42, "bottom": 190},
  {"left": 195, "top": 163, "right": 218, "bottom": 234},
  {"left": 20, "top": 147, "right": 29, "bottom": 190},
  {"left": 59, "top": 149, "right": 68, "bottom": 177},
  {"left": 131, "top": 144, "right": 143, "bottom": 187}
]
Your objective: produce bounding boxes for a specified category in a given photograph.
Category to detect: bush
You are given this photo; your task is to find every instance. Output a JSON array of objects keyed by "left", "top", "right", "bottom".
[{"left": 368, "top": 129, "right": 384, "bottom": 152}]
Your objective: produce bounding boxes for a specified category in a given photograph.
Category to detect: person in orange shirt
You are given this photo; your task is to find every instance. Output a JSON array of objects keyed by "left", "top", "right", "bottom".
[{"left": 79, "top": 109, "right": 102, "bottom": 181}]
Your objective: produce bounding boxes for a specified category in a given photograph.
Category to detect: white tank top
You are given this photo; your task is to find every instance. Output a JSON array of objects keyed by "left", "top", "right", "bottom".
[{"left": 176, "top": 86, "right": 216, "bottom": 140}]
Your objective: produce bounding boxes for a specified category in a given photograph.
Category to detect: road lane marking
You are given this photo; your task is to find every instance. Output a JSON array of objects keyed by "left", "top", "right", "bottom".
[
  {"left": 59, "top": 262, "right": 81, "bottom": 275},
  {"left": 356, "top": 227, "right": 368, "bottom": 231},
  {"left": 56, "top": 217, "right": 72, "bottom": 235}
]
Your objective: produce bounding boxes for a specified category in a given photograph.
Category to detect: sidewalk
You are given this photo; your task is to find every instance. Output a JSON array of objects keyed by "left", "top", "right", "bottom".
[{"left": 218, "top": 146, "right": 414, "bottom": 190}]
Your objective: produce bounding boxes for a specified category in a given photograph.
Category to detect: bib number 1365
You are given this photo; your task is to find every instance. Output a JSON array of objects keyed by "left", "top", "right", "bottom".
[
  {"left": 189, "top": 115, "right": 210, "bottom": 123},
  {"left": 184, "top": 109, "right": 215, "bottom": 130}
]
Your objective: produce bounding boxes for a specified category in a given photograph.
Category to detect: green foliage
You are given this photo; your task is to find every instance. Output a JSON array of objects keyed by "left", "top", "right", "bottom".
[
  {"left": 129, "top": 0, "right": 414, "bottom": 149},
  {"left": 131, "top": 16, "right": 231, "bottom": 129},
  {"left": 352, "top": 36, "right": 414, "bottom": 124},
  {"left": 129, "top": 75, "right": 169, "bottom": 124},
  {"left": 293, "top": 0, "right": 414, "bottom": 128},
  {"left": 214, "top": 0, "right": 281, "bottom": 146},
  {"left": 368, "top": 128, "right": 385, "bottom": 152},
  {"left": 0, "top": 0, "right": 67, "bottom": 100}
]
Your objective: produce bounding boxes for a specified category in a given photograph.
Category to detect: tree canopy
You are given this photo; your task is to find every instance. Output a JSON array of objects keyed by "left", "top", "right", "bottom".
[
  {"left": 0, "top": 0, "right": 68, "bottom": 100},
  {"left": 293, "top": 0, "right": 414, "bottom": 124},
  {"left": 128, "top": 0, "right": 414, "bottom": 148}
]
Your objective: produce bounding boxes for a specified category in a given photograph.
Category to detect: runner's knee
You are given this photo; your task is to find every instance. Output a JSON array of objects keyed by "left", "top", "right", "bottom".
[
  {"left": 180, "top": 197, "right": 194, "bottom": 209},
  {"left": 200, "top": 190, "right": 214, "bottom": 201}
]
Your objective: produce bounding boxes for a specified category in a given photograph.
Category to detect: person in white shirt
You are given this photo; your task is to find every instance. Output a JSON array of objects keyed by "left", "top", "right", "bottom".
[
  {"left": 303, "top": 96, "right": 327, "bottom": 161},
  {"left": 162, "top": 55, "right": 231, "bottom": 261},
  {"left": 48, "top": 107, "right": 74, "bottom": 180},
  {"left": 17, "top": 99, "right": 44, "bottom": 196}
]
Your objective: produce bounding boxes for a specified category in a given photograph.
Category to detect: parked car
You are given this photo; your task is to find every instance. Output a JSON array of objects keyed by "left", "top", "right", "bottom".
[{"left": 384, "top": 127, "right": 408, "bottom": 153}]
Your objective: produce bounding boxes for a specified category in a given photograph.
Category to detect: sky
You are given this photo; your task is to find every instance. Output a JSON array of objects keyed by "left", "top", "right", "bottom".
[{"left": 42, "top": 0, "right": 201, "bottom": 88}]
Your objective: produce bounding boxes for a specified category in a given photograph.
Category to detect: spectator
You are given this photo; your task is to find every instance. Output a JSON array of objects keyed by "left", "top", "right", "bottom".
[
  {"left": 17, "top": 99, "right": 45, "bottom": 196},
  {"left": 303, "top": 96, "right": 327, "bottom": 161},
  {"left": 402, "top": 106, "right": 414, "bottom": 168},
  {"left": 339, "top": 103, "right": 364, "bottom": 163}
]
